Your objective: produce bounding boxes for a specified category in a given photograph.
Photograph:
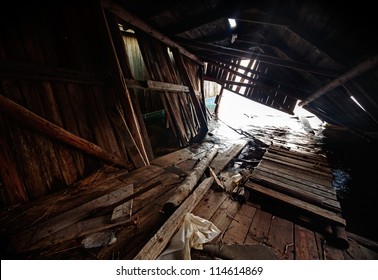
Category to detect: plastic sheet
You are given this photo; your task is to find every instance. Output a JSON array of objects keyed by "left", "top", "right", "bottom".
[{"left": 158, "top": 213, "right": 221, "bottom": 260}]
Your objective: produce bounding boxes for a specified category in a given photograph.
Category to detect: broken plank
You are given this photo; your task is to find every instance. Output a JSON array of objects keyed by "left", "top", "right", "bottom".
[
  {"left": 111, "top": 182, "right": 133, "bottom": 222},
  {"left": 133, "top": 177, "right": 215, "bottom": 260},
  {"left": 24, "top": 213, "right": 135, "bottom": 251},
  {"left": 245, "top": 181, "right": 346, "bottom": 226}
]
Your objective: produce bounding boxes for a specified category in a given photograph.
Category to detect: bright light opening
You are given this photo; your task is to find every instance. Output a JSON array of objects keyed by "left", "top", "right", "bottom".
[
  {"left": 350, "top": 95, "right": 366, "bottom": 112},
  {"left": 228, "top": 18, "right": 237, "bottom": 29}
]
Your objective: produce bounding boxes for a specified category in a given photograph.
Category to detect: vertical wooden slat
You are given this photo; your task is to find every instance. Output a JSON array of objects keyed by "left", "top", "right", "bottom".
[
  {"left": 106, "top": 12, "right": 154, "bottom": 160},
  {"left": 99, "top": 3, "right": 149, "bottom": 165},
  {"left": 0, "top": 112, "right": 28, "bottom": 205}
]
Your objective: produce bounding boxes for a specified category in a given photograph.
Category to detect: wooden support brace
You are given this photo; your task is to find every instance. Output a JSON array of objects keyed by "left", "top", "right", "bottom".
[
  {"left": 0, "top": 94, "right": 133, "bottom": 169},
  {"left": 134, "top": 177, "right": 215, "bottom": 260},
  {"left": 163, "top": 145, "right": 218, "bottom": 214}
]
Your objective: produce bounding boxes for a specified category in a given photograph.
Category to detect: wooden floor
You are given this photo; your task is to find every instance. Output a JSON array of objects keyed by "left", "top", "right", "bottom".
[
  {"left": 190, "top": 124, "right": 377, "bottom": 260},
  {"left": 0, "top": 120, "right": 377, "bottom": 260}
]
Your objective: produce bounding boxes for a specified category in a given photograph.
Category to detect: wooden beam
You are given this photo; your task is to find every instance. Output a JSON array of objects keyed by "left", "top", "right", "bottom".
[
  {"left": 125, "top": 79, "right": 191, "bottom": 92},
  {"left": 134, "top": 177, "right": 215, "bottom": 260},
  {"left": 102, "top": 0, "right": 203, "bottom": 65},
  {"left": 163, "top": 145, "right": 218, "bottom": 214},
  {"left": 299, "top": 55, "right": 378, "bottom": 106},
  {"left": 207, "top": 58, "right": 309, "bottom": 95},
  {"left": 0, "top": 95, "right": 132, "bottom": 169},
  {"left": 179, "top": 39, "right": 342, "bottom": 76}
]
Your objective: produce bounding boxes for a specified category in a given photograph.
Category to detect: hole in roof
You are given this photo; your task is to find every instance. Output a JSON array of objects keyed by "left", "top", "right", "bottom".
[{"left": 228, "top": 18, "right": 237, "bottom": 29}]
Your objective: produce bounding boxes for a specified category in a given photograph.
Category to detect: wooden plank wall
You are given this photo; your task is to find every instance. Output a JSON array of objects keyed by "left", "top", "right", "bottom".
[
  {"left": 134, "top": 33, "right": 206, "bottom": 147},
  {"left": 0, "top": 1, "right": 207, "bottom": 207},
  {"left": 0, "top": 1, "right": 147, "bottom": 206}
]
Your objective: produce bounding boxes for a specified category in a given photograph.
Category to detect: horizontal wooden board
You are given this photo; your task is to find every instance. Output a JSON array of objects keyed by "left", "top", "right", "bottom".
[
  {"left": 245, "top": 181, "right": 346, "bottom": 226},
  {"left": 258, "top": 159, "right": 333, "bottom": 188},
  {"left": 255, "top": 164, "right": 336, "bottom": 195},
  {"left": 264, "top": 151, "right": 332, "bottom": 174},
  {"left": 268, "top": 145, "right": 328, "bottom": 164}
]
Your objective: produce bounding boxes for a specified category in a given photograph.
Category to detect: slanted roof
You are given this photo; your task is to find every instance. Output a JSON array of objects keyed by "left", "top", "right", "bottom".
[{"left": 118, "top": 0, "right": 378, "bottom": 139}]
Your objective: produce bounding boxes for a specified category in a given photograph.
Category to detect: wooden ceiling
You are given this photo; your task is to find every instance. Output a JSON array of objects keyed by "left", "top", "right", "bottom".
[{"left": 115, "top": 0, "right": 378, "bottom": 140}]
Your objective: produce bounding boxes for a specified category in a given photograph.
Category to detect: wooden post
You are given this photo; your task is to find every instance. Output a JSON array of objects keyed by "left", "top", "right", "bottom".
[
  {"left": 0, "top": 95, "right": 132, "bottom": 169},
  {"left": 214, "top": 85, "right": 224, "bottom": 116},
  {"left": 163, "top": 145, "right": 218, "bottom": 214}
]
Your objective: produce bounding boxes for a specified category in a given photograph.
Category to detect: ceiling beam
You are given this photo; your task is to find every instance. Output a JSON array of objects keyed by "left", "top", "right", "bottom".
[
  {"left": 298, "top": 55, "right": 378, "bottom": 106},
  {"left": 178, "top": 39, "right": 342, "bottom": 76},
  {"left": 205, "top": 61, "right": 300, "bottom": 99},
  {"left": 206, "top": 58, "right": 309, "bottom": 96}
]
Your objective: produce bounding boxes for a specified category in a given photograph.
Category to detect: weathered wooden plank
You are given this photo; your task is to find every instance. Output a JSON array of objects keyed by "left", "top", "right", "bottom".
[
  {"left": 192, "top": 188, "right": 229, "bottom": 221},
  {"left": 244, "top": 209, "right": 272, "bottom": 245},
  {"left": 108, "top": 108, "right": 146, "bottom": 168},
  {"left": 101, "top": 9, "right": 150, "bottom": 165},
  {"left": 255, "top": 164, "right": 336, "bottom": 195},
  {"left": 315, "top": 232, "right": 345, "bottom": 260},
  {"left": 222, "top": 204, "right": 257, "bottom": 244},
  {"left": 262, "top": 156, "right": 332, "bottom": 180},
  {"left": 343, "top": 238, "right": 378, "bottom": 260},
  {"left": 268, "top": 215, "right": 294, "bottom": 259},
  {"left": 163, "top": 145, "right": 218, "bottom": 213},
  {"left": 245, "top": 181, "right": 346, "bottom": 226},
  {"left": 111, "top": 184, "right": 134, "bottom": 222},
  {"left": 268, "top": 145, "right": 328, "bottom": 164},
  {"left": 11, "top": 183, "right": 134, "bottom": 253},
  {"left": 172, "top": 50, "right": 208, "bottom": 142},
  {"left": 210, "top": 197, "right": 240, "bottom": 243},
  {"left": 250, "top": 171, "right": 341, "bottom": 211},
  {"left": 0, "top": 112, "right": 27, "bottom": 205},
  {"left": 294, "top": 224, "right": 320, "bottom": 259},
  {"left": 210, "top": 140, "right": 247, "bottom": 174},
  {"left": 24, "top": 213, "right": 135, "bottom": 252},
  {"left": 0, "top": 94, "right": 133, "bottom": 169},
  {"left": 264, "top": 151, "right": 332, "bottom": 174},
  {"left": 133, "top": 177, "right": 215, "bottom": 260},
  {"left": 258, "top": 159, "right": 333, "bottom": 188},
  {"left": 150, "top": 147, "right": 196, "bottom": 167}
]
